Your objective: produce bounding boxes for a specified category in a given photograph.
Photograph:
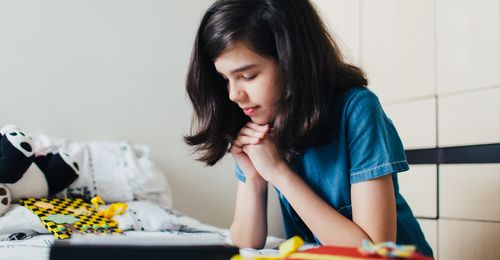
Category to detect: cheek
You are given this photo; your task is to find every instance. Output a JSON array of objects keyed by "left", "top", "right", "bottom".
[
  {"left": 259, "top": 90, "right": 278, "bottom": 106},
  {"left": 267, "top": 84, "right": 281, "bottom": 106},
  {"left": 258, "top": 78, "right": 281, "bottom": 103}
]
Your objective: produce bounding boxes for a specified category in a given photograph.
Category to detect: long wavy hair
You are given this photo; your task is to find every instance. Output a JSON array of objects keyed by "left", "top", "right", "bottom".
[{"left": 185, "top": 0, "right": 367, "bottom": 166}]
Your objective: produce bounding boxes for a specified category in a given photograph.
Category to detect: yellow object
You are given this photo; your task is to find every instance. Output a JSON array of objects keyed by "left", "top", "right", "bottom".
[
  {"left": 288, "top": 253, "right": 364, "bottom": 260},
  {"left": 90, "top": 195, "right": 105, "bottom": 210},
  {"left": 19, "top": 197, "right": 122, "bottom": 239},
  {"left": 91, "top": 195, "right": 128, "bottom": 219},
  {"left": 279, "top": 236, "right": 304, "bottom": 257},
  {"left": 66, "top": 206, "right": 92, "bottom": 215},
  {"left": 34, "top": 201, "right": 54, "bottom": 209},
  {"left": 231, "top": 236, "right": 304, "bottom": 260}
]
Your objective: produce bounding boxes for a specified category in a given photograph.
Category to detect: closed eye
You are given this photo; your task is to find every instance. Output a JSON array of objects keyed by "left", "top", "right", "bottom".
[{"left": 241, "top": 74, "right": 256, "bottom": 81}]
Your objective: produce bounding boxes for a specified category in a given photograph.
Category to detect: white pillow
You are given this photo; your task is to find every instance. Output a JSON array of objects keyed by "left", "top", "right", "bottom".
[{"left": 33, "top": 134, "right": 172, "bottom": 209}]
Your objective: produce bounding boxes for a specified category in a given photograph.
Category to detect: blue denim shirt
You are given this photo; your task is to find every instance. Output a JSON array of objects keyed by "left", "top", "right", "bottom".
[{"left": 235, "top": 86, "right": 433, "bottom": 257}]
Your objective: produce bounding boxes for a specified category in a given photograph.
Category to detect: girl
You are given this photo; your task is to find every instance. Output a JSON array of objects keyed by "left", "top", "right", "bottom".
[{"left": 184, "top": 0, "right": 433, "bottom": 257}]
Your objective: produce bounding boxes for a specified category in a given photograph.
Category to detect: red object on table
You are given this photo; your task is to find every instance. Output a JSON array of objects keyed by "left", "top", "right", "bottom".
[{"left": 285, "top": 245, "right": 434, "bottom": 260}]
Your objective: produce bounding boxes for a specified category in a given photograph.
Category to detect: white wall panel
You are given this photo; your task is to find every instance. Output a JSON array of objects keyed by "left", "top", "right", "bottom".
[
  {"left": 417, "top": 219, "right": 438, "bottom": 259},
  {"left": 439, "top": 219, "right": 500, "bottom": 260},
  {"left": 399, "top": 165, "right": 437, "bottom": 218},
  {"left": 312, "top": 0, "right": 360, "bottom": 64},
  {"left": 440, "top": 164, "right": 500, "bottom": 222},
  {"left": 438, "top": 87, "right": 500, "bottom": 147},
  {"left": 384, "top": 98, "right": 436, "bottom": 149},
  {"left": 436, "top": 0, "right": 500, "bottom": 94},
  {"left": 361, "top": 0, "right": 435, "bottom": 102}
]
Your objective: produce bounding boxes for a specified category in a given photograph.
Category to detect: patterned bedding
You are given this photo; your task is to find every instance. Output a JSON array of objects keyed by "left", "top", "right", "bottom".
[{"left": 0, "top": 203, "right": 283, "bottom": 260}]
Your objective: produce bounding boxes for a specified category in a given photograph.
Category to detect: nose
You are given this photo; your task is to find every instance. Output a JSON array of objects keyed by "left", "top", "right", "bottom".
[{"left": 228, "top": 82, "right": 246, "bottom": 102}]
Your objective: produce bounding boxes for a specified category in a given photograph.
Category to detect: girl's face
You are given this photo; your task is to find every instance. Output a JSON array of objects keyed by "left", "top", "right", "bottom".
[{"left": 214, "top": 42, "right": 280, "bottom": 125}]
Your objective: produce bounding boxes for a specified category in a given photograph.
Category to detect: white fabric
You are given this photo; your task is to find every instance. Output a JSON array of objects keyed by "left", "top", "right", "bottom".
[
  {"left": 114, "top": 201, "right": 175, "bottom": 231},
  {"left": 0, "top": 234, "right": 53, "bottom": 260},
  {"left": 0, "top": 202, "right": 223, "bottom": 237},
  {"left": 0, "top": 205, "right": 47, "bottom": 235},
  {"left": 33, "top": 134, "right": 172, "bottom": 209}
]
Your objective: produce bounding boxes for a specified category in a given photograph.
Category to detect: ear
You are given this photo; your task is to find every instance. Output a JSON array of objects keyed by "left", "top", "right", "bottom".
[
  {"left": 0, "top": 125, "right": 19, "bottom": 136},
  {"left": 0, "top": 129, "right": 35, "bottom": 184}
]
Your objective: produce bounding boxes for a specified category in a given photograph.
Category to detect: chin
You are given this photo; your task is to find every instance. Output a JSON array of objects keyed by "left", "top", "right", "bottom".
[{"left": 250, "top": 117, "right": 271, "bottom": 126}]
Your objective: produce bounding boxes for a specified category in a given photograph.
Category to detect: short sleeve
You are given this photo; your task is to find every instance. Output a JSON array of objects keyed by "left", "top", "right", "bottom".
[
  {"left": 235, "top": 163, "right": 246, "bottom": 182},
  {"left": 345, "top": 89, "right": 409, "bottom": 184}
]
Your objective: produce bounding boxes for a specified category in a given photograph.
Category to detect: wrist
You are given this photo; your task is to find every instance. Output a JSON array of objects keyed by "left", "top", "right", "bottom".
[
  {"left": 246, "top": 174, "right": 268, "bottom": 190},
  {"left": 270, "top": 162, "right": 293, "bottom": 188}
]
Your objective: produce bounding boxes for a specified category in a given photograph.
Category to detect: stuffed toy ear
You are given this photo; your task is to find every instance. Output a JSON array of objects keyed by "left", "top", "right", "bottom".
[
  {"left": 0, "top": 128, "right": 35, "bottom": 184},
  {"left": 0, "top": 184, "right": 11, "bottom": 216},
  {"left": 0, "top": 124, "right": 19, "bottom": 135}
]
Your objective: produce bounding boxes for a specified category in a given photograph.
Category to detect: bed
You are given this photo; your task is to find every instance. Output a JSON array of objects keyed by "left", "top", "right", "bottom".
[
  {"left": 0, "top": 204, "right": 282, "bottom": 260},
  {"left": 0, "top": 134, "right": 283, "bottom": 259}
]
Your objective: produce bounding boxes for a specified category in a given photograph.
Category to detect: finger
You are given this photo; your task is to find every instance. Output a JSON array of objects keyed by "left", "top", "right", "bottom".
[
  {"left": 230, "top": 139, "right": 245, "bottom": 153},
  {"left": 234, "top": 134, "right": 261, "bottom": 146},
  {"left": 245, "top": 122, "right": 270, "bottom": 133},
  {"left": 230, "top": 144, "right": 243, "bottom": 154},
  {"left": 239, "top": 127, "right": 266, "bottom": 139}
]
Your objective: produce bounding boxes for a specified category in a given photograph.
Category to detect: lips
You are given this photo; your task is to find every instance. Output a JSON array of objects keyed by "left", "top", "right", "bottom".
[{"left": 242, "top": 106, "right": 259, "bottom": 116}]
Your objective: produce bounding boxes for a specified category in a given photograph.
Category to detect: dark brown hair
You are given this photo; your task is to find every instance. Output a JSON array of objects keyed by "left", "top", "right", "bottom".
[{"left": 185, "top": 0, "right": 367, "bottom": 166}]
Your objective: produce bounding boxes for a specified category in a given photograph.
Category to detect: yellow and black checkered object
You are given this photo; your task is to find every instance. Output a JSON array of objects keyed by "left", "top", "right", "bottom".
[{"left": 19, "top": 197, "right": 122, "bottom": 239}]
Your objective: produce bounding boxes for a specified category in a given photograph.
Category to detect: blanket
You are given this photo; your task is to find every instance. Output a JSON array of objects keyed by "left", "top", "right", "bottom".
[{"left": 0, "top": 203, "right": 283, "bottom": 260}]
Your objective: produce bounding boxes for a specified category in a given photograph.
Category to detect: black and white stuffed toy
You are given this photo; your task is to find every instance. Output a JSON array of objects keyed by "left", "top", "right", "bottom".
[
  {"left": 0, "top": 125, "right": 80, "bottom": 216},
  {"left": 0, "top": 184, "right": 10, "bottom": 216}
]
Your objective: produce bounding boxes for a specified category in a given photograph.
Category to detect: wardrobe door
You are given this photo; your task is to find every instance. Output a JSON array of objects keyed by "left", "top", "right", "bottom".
[
  {"left": 438, "top": 87, "right": 500, "bottom": 147},
  {"left": 436, "top": 0, "right": 500, "bottom": 94},
  {"left": 439, "top": 219, "right": 500, "bottom": 260},
  {"left": 362, "top": 0, "right": 435, "bottom": 102},
  {"left": 417, "top": 219, "right": 438, "bottom": 259},
  {"left": 440, "top": 164, "right": 500, "bottom": 222},
  {"left": 398, "top": 165, "right": 437, "bottom": 218}
]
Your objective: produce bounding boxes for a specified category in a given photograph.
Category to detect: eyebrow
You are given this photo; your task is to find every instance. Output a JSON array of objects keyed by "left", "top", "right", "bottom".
[{"left": 230, "top": 64, "right": 257, "bottom": 74}]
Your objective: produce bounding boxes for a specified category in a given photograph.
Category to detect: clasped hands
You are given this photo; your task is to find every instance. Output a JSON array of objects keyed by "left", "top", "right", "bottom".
[{"left": 230, "top": 121, "right": 289, "bottom": 184}]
